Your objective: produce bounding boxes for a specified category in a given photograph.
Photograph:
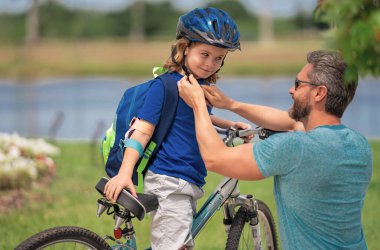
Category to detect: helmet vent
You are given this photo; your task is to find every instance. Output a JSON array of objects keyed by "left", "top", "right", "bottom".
[
  {"left": 212, "top": 20, "right": 219, "bottom": 33},
  {"left": 223, "top": 23, "right": 230, "bottom": 39}
]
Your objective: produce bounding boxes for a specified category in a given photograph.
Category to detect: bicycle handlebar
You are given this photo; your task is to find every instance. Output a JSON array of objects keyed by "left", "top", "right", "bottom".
[{"left": 215, "top": 126, "right": 284, "bottom": 146}]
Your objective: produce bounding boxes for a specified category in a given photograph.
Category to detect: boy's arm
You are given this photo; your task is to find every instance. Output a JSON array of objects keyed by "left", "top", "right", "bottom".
[
  {"left": 210, "top": 115, "right": 252, "bottom": 142},
  {"left": 210, "top": 115, "right": 235, "bottom": 128},
  {"left": 104, "top": 119, "right": 154, "bottom": 200}
]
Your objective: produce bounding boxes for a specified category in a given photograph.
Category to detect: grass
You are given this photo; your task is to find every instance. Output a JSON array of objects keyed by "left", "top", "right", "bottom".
[
  {"left": 1, "top": 140, "right": 379, "bottom": 249},
  {"left": 0, "top": 38, "right": 324, "bottom": 79}
]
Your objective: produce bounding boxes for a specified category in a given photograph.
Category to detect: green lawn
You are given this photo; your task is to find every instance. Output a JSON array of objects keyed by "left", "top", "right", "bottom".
[{"left": 1, "top": 140, "right": 379, "bottom": 249}]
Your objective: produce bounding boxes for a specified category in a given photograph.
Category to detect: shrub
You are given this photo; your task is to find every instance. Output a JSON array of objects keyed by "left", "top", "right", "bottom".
[{"left": 0, "top": 133, "right": 60, "bottom": 190}]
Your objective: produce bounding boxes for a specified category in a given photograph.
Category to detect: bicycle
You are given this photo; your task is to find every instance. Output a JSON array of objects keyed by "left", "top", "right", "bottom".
[{"left": 16, "top": 127, "right": 278, "bottom": 250}]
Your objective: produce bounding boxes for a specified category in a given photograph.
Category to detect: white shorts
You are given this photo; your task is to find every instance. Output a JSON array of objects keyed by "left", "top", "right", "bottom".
[{"left": 144, "top": 170, "right": 204, "bottom": 250}]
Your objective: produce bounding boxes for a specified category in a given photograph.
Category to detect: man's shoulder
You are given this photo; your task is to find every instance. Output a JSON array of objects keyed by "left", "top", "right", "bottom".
[
  {"left": 253, "top": 131, "right": 305, "bottom": 177},
  {"left": 313, "top": 125, "right": 370, "bottom": 146},
  {"left": 266, "top": 131, "right": 306, "bottom": 144},
  {"left": 256, "top": 131, "right": 305, "bottom": 153}
]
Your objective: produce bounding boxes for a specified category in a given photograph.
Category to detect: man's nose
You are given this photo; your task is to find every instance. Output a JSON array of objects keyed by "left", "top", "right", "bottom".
[{"left": 289, "top": 85, "right": 295, "bottom": 95}]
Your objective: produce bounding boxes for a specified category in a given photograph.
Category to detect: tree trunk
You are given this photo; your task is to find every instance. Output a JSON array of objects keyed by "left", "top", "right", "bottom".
[
  {"left": 129, "top": 0, "right": 145, "bottom": 42},
  {"left": 26, "top": 0, "right": 39, "bottom": 45},
  {"left": 258, "top": 0, "right": 274, "bottom": 44}
]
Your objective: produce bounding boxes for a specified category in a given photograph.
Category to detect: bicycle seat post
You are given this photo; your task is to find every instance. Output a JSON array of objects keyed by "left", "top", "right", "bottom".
[{"left": 122, "top": 216, "right": 136, "bottom": 241}]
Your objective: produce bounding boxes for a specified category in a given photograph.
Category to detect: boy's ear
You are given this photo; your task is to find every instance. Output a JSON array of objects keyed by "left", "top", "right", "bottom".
[{"left": 184, "top": 47, "right": 189, "bottom": 56}]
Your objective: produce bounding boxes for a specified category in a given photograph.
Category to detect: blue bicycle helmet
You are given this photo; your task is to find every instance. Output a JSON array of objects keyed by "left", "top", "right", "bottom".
[{"left": 176, "top": 7, "right": 241, "bottom": 51}]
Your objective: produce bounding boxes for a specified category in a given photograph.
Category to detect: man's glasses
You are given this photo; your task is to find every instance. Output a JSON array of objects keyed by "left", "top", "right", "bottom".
[{"left": 294, "top": 79, "right": 321, "bottom": 90}]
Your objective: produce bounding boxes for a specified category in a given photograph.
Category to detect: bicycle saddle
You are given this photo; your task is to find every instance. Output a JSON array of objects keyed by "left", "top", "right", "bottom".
[{"left": 95, "top": 177, "right": 159, "bottom": 221}]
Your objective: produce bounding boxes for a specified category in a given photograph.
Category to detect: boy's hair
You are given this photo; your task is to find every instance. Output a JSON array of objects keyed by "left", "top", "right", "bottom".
[{"left": 164, "top": 38, "right": 219, "bottom": 83}]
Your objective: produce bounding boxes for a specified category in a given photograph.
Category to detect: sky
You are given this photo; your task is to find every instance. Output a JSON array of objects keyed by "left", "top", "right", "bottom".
[{"left": 0, "top": 0, "right": 318, "bottom": 17}]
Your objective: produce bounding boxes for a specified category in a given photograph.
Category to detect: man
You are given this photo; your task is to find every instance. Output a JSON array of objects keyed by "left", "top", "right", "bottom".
[{"left": 177, "top": 50, "right": 372, "bottom": 249}]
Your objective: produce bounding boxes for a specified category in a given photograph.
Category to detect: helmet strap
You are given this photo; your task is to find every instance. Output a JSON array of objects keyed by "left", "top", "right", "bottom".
[
  {"left": 170, "top": 40, "right": 192, "bottom": 67},
  {"left": 181, "top": 41, "right": 192, "bottom": 76},
  {"left": 182, "top": 55, "right": 193, "bottom": 80},
  {"left": 214, "top": 58, "right": 225, "bottom": 75}
]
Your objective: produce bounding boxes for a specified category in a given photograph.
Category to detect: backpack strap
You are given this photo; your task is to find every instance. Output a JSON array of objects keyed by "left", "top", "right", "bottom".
[{"left": 135, "top": 73, "right": 179, "bottom": 193}]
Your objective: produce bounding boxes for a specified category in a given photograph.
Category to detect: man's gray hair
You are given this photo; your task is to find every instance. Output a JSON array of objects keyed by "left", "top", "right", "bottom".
[{"left": 307, "top": 50, "right": 358, "bottom": 118}]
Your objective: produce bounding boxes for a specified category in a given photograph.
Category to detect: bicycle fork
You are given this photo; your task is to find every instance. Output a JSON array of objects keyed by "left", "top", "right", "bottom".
[{"left": 223, "top": 192, "right": 262, "bottom": 249}]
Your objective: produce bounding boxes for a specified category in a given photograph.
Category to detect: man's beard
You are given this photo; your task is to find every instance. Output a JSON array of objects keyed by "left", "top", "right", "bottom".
[{"left": 288, "top": 98, "right": 311, "bottom": 121}]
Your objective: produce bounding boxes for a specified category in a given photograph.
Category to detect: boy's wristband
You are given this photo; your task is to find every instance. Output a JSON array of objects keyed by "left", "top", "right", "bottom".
[{"left": 123, "top": 138, "right": 144, "bottom": 158}]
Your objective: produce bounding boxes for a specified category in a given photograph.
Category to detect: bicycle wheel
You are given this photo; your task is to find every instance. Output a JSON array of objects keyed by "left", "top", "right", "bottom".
[
  {"left": 15, "top": 226, "right": 112, "bottom": 250},
  {"left": 226, "top": 200, "right": 278, "bottom": 250}
]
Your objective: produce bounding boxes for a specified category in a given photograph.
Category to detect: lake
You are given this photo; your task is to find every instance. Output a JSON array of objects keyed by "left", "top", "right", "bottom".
[{"left": 0, "top": 76, "right": 379, "bottom": 140}]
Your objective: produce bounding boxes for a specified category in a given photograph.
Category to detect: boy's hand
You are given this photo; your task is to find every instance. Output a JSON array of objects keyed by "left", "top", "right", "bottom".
[
  {"left": 104, "top": 174, "right": 137, "bottom": 202},
  {"left": 232, "top": 122, "right": 254, "bottom": 143}
]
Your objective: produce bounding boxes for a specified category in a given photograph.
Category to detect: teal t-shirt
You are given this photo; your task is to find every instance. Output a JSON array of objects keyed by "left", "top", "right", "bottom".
[{"left": 253, "top": 125, "right": 372, "bottom": 250}]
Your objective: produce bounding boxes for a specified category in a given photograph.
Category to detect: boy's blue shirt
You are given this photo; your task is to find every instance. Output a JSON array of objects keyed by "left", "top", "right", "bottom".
[
  {"left": 253, "top": 125, "right": 372, "bottom": 249},
  {"left": 138, "top": 71, "right": 212, "bottom": 187}
]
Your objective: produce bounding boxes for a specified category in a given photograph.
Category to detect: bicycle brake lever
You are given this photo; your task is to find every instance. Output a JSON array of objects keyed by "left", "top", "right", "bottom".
[
  {"left": 258, "top": 128, "right": 285, "bottom": 139},
  {"left": 224, "top": 128, "right": 237, "bottom": 146}
]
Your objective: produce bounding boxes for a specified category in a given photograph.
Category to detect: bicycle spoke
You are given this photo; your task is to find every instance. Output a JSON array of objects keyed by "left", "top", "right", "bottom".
[{"left": 37, "top": 241, "right": 98, "bottom": 249}]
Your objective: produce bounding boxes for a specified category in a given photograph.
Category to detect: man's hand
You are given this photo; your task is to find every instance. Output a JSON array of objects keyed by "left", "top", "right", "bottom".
[
  {"left": 202, "top": 85, "right": 235, "bottom": 110},
  {"left": 178, "top": 74, "right": 206, "bottom": 108},
  {"left": 104, "top": 174, "right": 137, "bottom": 202}
]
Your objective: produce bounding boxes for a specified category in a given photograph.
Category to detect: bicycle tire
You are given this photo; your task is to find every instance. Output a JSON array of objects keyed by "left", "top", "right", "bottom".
[
  {"left": 226, "top": 200, "right": 278, "bottom": 250},
  {"left": 15, "top": 226, "right": 112, "bottom": 250}
]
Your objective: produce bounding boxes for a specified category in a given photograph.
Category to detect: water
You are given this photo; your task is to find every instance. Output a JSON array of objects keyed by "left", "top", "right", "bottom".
[{"left": 0, "top": 76, "right": 379, "bottom": 140}]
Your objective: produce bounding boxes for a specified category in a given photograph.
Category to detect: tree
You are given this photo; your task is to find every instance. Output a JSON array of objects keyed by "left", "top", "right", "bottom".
[{"left": 315, "top": 0, "right": 380, "bottom": 79}]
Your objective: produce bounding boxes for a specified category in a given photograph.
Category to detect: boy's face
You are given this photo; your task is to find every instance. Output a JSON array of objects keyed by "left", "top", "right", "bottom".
[{"left": 184, "top": 42, "right": 228, "bottom": 79}]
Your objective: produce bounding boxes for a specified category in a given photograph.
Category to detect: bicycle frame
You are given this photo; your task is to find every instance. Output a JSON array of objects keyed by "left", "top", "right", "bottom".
[
  {"left": 104, "top": 177, "right": 260, "bottom": 249},
  {"left": 191, "top": 176, "right": 258, "bottom": 239},
  {"left": 192, "top": 177, "right": 237, "bottom": 237},
  {"left": 102, "top": 127, "right": 274, "bottom": 249},
  {"left": 191, "top": 127, "right": 262, "bottom": 241}
]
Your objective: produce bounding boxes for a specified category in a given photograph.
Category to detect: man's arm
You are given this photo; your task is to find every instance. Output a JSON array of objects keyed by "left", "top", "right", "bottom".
[
  {"left": 178, "top": 75, "right": 264, "bottom": 180},
  {"left": 225, "top": 102, "right": 304, "bottom": 132},
  {"left": 202, "top": 85, "right": 304, "bottom": 132}
]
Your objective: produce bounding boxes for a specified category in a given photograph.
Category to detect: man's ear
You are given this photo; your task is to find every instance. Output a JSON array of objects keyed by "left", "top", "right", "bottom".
[{"left": 315, "top": 85, "right": 328, "bottom": 102}]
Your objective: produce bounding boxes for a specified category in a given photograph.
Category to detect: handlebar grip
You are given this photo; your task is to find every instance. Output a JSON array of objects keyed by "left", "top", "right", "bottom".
[{"left": 236, "top": 129, "right": 254, "bottom": 137}]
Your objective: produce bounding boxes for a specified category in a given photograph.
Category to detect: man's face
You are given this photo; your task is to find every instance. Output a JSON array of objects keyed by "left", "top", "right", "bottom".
[{"left": 288, "top": 64, "right": 314, "bottom": 121}]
